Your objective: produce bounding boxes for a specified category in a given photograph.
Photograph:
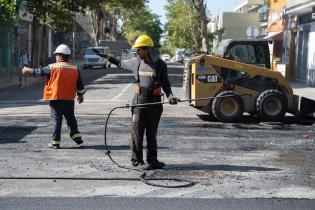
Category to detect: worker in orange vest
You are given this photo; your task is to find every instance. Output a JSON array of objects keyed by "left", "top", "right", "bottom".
[{"left": 22, "top": 44, "right": 86, "bottom": 149}]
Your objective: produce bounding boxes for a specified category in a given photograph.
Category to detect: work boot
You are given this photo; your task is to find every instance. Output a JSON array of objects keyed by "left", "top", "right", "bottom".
[
  {"left": 47, "top": 143, "right": 60, "bottom": 149},
  {"left": 74, "top": 139, "right": 84, "bottom": 146},
  {"left": 131, "top": 160, "right": 144, "bottom": 167},
  {"left": 141, "top": 160, "right": 166, "bottom": 170}
]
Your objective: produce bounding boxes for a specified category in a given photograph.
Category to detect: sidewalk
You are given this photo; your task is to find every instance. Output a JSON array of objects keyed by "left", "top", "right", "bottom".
[
  {"left": 0, "top": 70, "right": 39, "bottom": 90},
  {"left": 0, "top": 59, "right": 83, "bottom": 91},
  {"left": 290, "top": 81, "right": 315, "bottom": 101}
]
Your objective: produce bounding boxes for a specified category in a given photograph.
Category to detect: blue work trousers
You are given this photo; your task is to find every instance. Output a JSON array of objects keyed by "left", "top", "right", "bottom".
[{"left": 49, "top": 100, "right": 79, "bottom": 141}]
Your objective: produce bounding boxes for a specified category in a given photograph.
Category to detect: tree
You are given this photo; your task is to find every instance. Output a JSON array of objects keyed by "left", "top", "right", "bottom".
[
  {"left": 164, "top": 0, "right": 201, "bottom": 53},
  {"left": 24, "top": 0, "right": 146, "bottom": 46},
  {"left": 123, "top": 6, "right": 163, "bottom": 48},
  {"left": 0, "top": 0, "right": 16, "bottom": 47},
  {"left": 25, "top": 0, "right": 86, "bottom": 32},
  {"left": 164, "top": 0, "right": 211, "bottom": 53},
  {"left": 191, "top": 0, "right": 209, "bottom": 51},
  {"left": 0, "top": 0, "right": 16, "bottom": 25},
  {"left": 87, "top": 0, "right": 146, "bottom": 45}
]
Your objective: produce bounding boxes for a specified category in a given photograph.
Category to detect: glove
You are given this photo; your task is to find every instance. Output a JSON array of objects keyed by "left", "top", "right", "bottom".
[
  {"left": 168, "top": 94, "right": 179, "bottom": 105},
  {"left": 92, "top": 48, "right": 109, "bottom": 59},
  {"left": 77, "top": 95, "right": 84, "bottom": 104}
]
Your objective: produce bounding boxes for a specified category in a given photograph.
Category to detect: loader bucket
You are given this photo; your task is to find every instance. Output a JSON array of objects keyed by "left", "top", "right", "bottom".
[{"left": 291, "top": 95, "right": 315, "bottom": 117}]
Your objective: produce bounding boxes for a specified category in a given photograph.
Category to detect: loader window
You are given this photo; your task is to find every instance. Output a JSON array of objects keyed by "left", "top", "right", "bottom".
[{"left": 228, "top": 45, "right": 256, "bottom": 64}]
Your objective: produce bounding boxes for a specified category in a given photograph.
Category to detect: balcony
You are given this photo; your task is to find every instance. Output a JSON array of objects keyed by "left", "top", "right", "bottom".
[
  {"left": 258, "top": 4, "right": 268, "bottom": 22},
  {"left": 258, "top": 12, "right": 268, "bottom": 22}
]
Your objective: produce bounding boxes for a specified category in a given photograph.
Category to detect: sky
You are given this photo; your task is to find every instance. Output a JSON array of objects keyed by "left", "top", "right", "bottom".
[{"left": 148, "top": 0, "right": 243, "bottom": 25}]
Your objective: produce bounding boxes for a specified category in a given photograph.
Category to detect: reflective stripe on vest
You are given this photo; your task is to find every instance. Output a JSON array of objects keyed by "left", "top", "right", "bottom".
[
  {"left": 43, "top": 62, "right": 78, "bottom": 100},
  {"left": 138, "top": 71, "right": 156, "bottom": 77}
]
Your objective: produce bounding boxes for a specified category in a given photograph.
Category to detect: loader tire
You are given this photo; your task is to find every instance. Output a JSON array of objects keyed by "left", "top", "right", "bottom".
[
  {"left": 256, "top": 89, "right": 287, "bottom": 121},
  {"left": 208, "top": 101, "right": 216, "bottom": 120},
  {"left": 212, "top": 91, "right": 244, "bottom": 123}
]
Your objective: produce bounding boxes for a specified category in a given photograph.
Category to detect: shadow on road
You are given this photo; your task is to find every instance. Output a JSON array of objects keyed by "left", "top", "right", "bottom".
[
  {"left": 197, "top": 114, "right": 315, "bottom": 126},
  {"left": 165, "top": 164, "right": 281, "bottom": 172},
  {"left": 65, "top": 144, "right": 169, "bottom": 151},
  {"left": 0, "top": 126, "right": 37, "bottom": 144}
]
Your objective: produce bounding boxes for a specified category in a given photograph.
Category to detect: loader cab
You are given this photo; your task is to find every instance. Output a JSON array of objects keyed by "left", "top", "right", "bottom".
[{"left": 217, "top": 39, "right": 271, "bottom": 69}]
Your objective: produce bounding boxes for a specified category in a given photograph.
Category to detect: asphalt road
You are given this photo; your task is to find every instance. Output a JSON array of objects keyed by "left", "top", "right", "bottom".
[
  {"left": 0, "top": 63, "right": 314, "bottom": 209},
  {"left": 0, "top": 197, "right": 314, "bottom": 210}
]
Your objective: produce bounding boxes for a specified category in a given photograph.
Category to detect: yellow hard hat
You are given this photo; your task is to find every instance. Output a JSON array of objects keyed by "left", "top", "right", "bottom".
[{"left": 132, "top": 35, "right": 154, "bottom": 48}]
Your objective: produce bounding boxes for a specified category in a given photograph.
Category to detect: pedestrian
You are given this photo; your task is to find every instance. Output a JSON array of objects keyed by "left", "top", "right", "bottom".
[
  {"left": 94, "top": 35, "right": 179, "bottom": 170},
  {"left": 22, "top": 44, "right": 86, "bottom": 149},
  {"left": 18, "top": 48, "right": 30, "bottom": 88}
]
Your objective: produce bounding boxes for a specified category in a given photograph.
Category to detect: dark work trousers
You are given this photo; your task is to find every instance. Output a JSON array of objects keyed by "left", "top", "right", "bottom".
[
  {"left": 131, "top": 104, "right": 163, "bottom": 164},
  {"left": 49, "top": 100, "right": 79, "bottom": 141}
]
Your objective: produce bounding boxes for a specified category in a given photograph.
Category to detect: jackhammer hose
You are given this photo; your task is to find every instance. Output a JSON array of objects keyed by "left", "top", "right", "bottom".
[
  {"left": 0, "top": 94, "right": 251, "bottom": 188},
  {"left": 104, "top": 93, "right": 252, "bottom": 188},
  {"left": 104, "top": 102, "right": 195, "bottom": 188}
]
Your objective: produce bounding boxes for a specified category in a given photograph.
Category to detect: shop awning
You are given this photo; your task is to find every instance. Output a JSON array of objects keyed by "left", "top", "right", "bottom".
[{"left": 263, "top": 31, "right": 283, "bottom": 40}]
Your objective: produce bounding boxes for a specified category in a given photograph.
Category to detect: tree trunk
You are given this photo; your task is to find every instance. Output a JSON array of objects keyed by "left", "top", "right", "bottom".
[
  {"left": 188, "top": 3, "right": 199, "bottom": 49},
  {"left": 41, "top": 24, "right": 48, "bottom": 65},
  {"left": 90, "top": 9, "right": 103, "bottom": 46},
  {"left": 110, "top": 14, "right": 117, "bottom": 40},
  {"left": 191, "top": 0, "right": 208, "bottom": 51},
  {"left": 199, "top": 2, "right": 208, "bottom": 52}
]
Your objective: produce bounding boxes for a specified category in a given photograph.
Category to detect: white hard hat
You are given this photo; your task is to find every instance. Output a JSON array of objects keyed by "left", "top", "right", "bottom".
[{"left": 53, "top": 44, "right": 71, "bottom": 55}]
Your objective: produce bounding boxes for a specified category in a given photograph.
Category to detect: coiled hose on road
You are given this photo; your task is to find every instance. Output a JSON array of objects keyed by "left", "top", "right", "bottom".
[
  {"left": 104, "top": 102, "right": 195, "bottom": 188},
  {"left": 0, "top": 94, "right": 251, "bottom": 188},
  {"left": 103, "top": 94, "right": 251, "bottom": 188}
]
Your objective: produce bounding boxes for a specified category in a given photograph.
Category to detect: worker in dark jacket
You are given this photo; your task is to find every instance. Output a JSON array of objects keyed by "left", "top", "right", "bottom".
[
  {"left": 94, "top": 35, "right": 179, "bottom": 170},
  {"left": 22, "top": 44, "right": 86, "bottom": 149}
]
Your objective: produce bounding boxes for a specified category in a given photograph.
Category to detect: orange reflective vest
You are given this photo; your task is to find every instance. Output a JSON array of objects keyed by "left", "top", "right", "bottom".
[{"left": 43, "top": 62, "right": 78, "bottom": 100}]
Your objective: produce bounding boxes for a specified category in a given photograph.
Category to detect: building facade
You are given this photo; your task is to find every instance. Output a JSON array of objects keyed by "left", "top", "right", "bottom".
[
  {"left": 210, "top": 12, "right": 262, "bottom": 52},
  {"left": 286, "top": 0, "right": 315, "bottom": 86}
]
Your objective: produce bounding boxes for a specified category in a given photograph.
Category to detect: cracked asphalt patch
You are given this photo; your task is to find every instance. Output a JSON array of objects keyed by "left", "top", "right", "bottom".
[{"left": 0, "top": 114, "right": 314, "bottom": 198}]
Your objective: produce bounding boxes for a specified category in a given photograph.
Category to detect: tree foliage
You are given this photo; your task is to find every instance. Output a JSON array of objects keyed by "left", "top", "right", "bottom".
[
  {"left": 25, "top": 0, "right": 87, "bottom": 32},
  {"left": 87, "top": 0, "right": 146, "bottom": 45},
  {"left": 0, "top": 0, "right": 16, "bottom": 26},
  {"left": 164, "top": 0, "right": 211, "bottom": 53},
  {"left": 190, "top": 0, "right": 209, "bottom": 51},
  {"left": 24, "top": 0, "right": 145, "bottom": 33},
  {"left": 164, "top": 0, "right": 201, "bottom": 53},
  {"left": 22, "top": 0, "right": 162, "bottom": 47},
  {"left": 123, "top": 6, "right": 163, "bottom": 48}
]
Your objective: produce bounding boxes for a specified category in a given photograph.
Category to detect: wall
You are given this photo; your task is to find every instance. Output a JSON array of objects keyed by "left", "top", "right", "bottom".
[
  {"left": 307, "top": 24, "right": 315, "bottom": 86},
  {"left": 212, "top": 12, "right": 261, "bottom": 51},
  {"left": 0, "top": 29, "right": 13, "bottom": 72},
  {"left": 286, "top": 0, "right": 315, "bottom": 9},
  {"left": 267, "top": 0, "right": 287, "bottom": 32}
]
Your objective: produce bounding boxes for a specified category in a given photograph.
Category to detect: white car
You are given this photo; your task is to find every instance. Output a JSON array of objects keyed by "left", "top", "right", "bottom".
[
  {"left": 161, "top": 53, "right": 171, "bottom": 61},
  {"left": 82, "top": 47, "right": 110, "bottom": 69}
]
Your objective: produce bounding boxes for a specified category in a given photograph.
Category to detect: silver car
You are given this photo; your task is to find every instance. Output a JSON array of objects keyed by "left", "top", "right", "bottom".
[{"left": 82, "top": 47, "right": 110, "bottom": 69}]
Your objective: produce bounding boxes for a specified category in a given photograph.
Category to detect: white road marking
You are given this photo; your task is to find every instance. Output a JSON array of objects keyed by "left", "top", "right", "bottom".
[{"left": 110, "top": 83, "right": 133, "bottom": 101}]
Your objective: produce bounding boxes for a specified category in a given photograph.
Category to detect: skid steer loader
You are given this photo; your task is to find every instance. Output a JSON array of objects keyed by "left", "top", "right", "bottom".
[{"left": 182, "top": 39, "right": 315, "bottom": 122}]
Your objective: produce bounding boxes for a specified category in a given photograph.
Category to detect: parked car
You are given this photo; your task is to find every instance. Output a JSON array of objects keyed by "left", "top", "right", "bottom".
[
  {"left": 121, "top": 49, "right": 137, "bottom": 60},
  {"left": 180, "top": 51, "right": 194, "bottom": 63},
  {"left": 161, "top": 53, "right": 171, "bottom": 61},
  {"left": 82, "top": 47, "right": 110, "bottom": 69}
]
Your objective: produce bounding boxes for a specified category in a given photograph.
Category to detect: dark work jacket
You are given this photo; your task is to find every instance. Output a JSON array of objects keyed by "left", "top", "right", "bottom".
[{"left": 109, "top": 56, "right": 173, "bottom": 104}]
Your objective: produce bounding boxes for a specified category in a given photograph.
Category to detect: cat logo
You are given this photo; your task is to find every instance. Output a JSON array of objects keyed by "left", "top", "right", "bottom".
[{"left": 196, "top": 74, "right": 221, "bottom": 83}]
